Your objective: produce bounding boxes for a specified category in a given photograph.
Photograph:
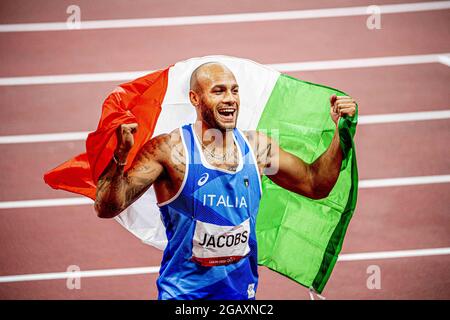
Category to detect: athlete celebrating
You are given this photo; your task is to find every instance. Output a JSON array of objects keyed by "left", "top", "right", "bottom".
[{"left": 94, "top": 62, "right": 357, "bottom": 300}]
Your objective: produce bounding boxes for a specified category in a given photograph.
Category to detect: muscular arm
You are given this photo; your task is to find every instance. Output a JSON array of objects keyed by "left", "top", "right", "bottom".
[
  {"left": 257, "top": 128, "right": 342, "bottom": 199},
  {"left": 251, "top": 94, "right": 356, "bottom": 199},
  {"left": 94, "top": 136, "right": 166, "bottom": 219}
]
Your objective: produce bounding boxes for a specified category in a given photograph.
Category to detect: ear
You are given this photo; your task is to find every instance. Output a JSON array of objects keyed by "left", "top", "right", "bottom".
[{"left": 189, "top": 90, "right": 200, "bottom": 107}]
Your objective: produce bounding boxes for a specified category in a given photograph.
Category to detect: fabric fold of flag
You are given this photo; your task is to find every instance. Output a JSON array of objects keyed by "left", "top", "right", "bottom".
[
  {"left": 43, "top": 55, "right": 358, "bottom": 293},
  {"left": 44, "top": 69, "right": 169, "bottom": 199},
  {"left": 254, "top": 75, "right": 358, "bottom": 293}
]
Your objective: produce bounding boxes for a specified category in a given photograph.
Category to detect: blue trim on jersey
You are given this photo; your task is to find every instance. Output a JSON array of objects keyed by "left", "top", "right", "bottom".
[{"left": 157, "top": 124, "right": 261, "bottom": 300}]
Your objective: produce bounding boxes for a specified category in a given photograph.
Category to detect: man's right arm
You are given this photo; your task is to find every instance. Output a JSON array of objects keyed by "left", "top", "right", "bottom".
[{"left": 94, "top": 124, "right": 166, "bottom": 219}]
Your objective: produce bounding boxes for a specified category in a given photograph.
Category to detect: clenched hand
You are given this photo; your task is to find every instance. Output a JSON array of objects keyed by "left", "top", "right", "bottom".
[
  {"left": 330, "top": 95, "right": 357, "bottom": 125},
  {"left": 115, "top": 123, "right": 138, "bottom": 163}
]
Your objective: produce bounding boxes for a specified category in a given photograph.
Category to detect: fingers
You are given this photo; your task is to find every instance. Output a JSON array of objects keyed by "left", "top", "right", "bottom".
[
  {"left": 335, "top": 96, "right": 355, "bottom": 104},
  {"left": 339, "top": 108, "right": 356, "bottom": 117},
  {"left": 330, "top": 95, "right": 356, "bottom": 111},
  {"left": 119, "top": 123, "right": 139, "bottom": 139},
  {"left": 331, "top": 95, "right": 357, "bottom": 119},
  {"left": 117, "top": 123, "right": 138, "bottom": 148},
  {"left": 329, "top": 94, "right": 337, "bottom": 114},
  {"left": 335, "top": 96, "right": 356, "bottom": 109},
  {"left": 330, "top": 94, "right": 337, "bottom": 112},
  {"left": 114, "top": 123, "right": 138, "bottom": 159},
  {"left": 336, "top": 95, "right": 352, "bottom": 100},
  {"left": 121, "top": 123, "right": 138, "bottom": 134},
  {"left": 338, "top": 107, "right": 356, "bottom": 117},
  {"left": 330, "top": 94, "right": 337, "bottom": 105},
  {"left": 336, "top": 103, "right": 355, "bottom": 108}
]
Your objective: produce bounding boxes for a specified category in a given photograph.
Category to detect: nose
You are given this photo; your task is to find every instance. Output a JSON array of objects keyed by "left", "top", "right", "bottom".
[{"left": 222, "top": 89, "right": 237, "bottom": 105}]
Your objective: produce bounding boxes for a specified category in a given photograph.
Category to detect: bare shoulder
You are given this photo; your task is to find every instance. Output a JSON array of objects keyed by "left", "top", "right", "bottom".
[
  {"left": 243, "top": 130, "right": 258, "bottom": 148},
  {"left": 243, "top": 130, "right": 274, "bottom": 169},
  {"left": 140, "top": 128, "right": 183, "bottom": 161},
  {"left": 243, "top": 130, "right": 273, "bottom": 150}
]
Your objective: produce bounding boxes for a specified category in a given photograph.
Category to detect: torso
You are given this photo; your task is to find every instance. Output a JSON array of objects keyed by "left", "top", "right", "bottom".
[
  {"left": 156, "top": 124, "right": 261, "bottom": 300},
  {"left": 153, "top": 128, "right": 264, "bottom": 204}
]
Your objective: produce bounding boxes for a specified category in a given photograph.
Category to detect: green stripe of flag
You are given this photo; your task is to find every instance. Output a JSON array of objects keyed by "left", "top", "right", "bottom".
[{"left": 255, "top": 74, "right": 358, "bottom": 293}]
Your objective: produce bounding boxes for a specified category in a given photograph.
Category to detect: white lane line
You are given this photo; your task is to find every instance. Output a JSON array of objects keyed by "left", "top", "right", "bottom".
[
  {"left": 1, "top": 109, "right": 449, "bottom": 144},
  {"left": 1, "top": 175, "right": 449, "bottom": 209},
  {"left": 0, "top": 71, "right": 149, "bottom": 86},
  {"left": 358, "top": 110, "right": 450, "bottom": 124},
  {"left": 338, "top": 247, "right": 450, "bottom": 261},
  {"left": 438, "top": 54, "right": 450, "bottom": 67},
  {"left": 0, "top": 131, "right": 89, "bottom": 144},
  {"left": 359, "top": 175, "right": 450, "bottom": 188},
  {"left": 1, "top": 1, "right": 449, "bottom": 32},
  {"left": 0, "top": 53, "right": 448, "bottom": 86},
  {"left": 0, "top": 266, "right": 160, "bottom": 283},
  {"left": 0, "top": 197, "right": 93, "bottom": 209},
  {"left": 0, "top": 247, "right": 448, "bottom": 283},
  {"left": 270, "top": 54, "right": 447, "bottom": 72}
]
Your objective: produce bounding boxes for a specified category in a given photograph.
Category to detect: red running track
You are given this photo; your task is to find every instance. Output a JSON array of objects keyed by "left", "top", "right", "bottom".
[{"left": 0, "top": 0, "right": 449, "bottom": 299}]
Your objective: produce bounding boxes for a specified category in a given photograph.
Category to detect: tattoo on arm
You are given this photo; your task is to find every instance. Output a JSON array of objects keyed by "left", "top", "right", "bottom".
[
  {"left": 258, "top": 142, "right": 272, "bottom": 167},
  {"left": 95, "top": 136, "right": 166, "bottom": 218},
  {"left": 95, "top": 159, "right": 127, "bottom": 217}
]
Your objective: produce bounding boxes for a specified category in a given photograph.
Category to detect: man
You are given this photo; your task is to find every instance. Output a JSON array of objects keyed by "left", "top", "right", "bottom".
[{"left": 94, "top": 62, "right": 357, "bottom": 299}]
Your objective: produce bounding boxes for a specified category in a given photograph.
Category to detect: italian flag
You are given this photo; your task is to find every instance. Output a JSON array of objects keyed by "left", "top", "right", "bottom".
[{"left": 44, "top": 55, "right": 358, "bottom": 294}]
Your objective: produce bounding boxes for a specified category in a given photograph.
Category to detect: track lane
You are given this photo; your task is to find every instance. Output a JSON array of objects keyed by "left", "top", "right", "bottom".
[
  {"left": 0, "top": 253, "right": 448, "bottom": 299},
  {"left": 0, "top": 63, "right": 449, "bottom": 136},
  {"left": 0, "top": 0, "right": 434, "bottom": 24},
  {"left": 343, "top": 184, "right": 450, "bottom": 253},
  {"left": 323, "top": 255, "right": 450, "bottom": 299},
  {"left": 0, "top": 182, "right": 449, "bottom": 277},
  {"left": 258, "top": 255, "right": 450, "bottom": 299},
  {"left": 1, "top": 119, "right": 449, "bottom": 200},
  {"left": 0, "top": 141, "right": 86, "bottom": 201},
  {"left": 0, "top": 11, "right": 449, "bottom": 76},
  {"left": 0, "top": 206, "right": 163, "bottom": 276},
  {"left": 1, "top": 0, "right": 449, "bottom": 300},
  {"left": 0, "top": 274, "right": 158, "bottom": 299},
  {"left": 293, "top": 63, "right": 450, "bottom": 115},
  {"left": 355, "top": 119, "right": 450, "bottom": 180}
]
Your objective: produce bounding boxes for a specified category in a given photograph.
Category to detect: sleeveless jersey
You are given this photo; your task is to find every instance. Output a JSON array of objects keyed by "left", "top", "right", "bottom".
[{"left": 157, "top": 124, "right": 262, "bottom": 300}]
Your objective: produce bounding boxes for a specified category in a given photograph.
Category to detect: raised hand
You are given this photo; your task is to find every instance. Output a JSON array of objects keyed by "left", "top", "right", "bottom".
[
  {"left": 330, "top": 95, "right": 357, "bottom": 124},
  {"left": 115, "top": 123, "right": 138, "bottom": 163}
]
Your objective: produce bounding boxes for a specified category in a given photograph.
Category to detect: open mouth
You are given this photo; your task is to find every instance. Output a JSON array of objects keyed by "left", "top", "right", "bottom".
[{"left": 217, "top": 108, "right": 236, "bottom": 122}]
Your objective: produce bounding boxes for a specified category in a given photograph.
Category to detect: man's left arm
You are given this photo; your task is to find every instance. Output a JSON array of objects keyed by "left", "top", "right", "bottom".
[{"left": 255, "top": 95, "right": 357, "bottom": 199}]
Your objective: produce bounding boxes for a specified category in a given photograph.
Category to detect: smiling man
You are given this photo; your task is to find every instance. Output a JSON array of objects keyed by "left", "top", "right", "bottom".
[{"left": 94, "top": 62, "right": 357, "bottom": 300}]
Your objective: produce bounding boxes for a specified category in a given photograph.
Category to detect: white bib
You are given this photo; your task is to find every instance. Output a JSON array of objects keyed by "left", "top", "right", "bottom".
[{"left": 191, "top": 218, "right": 251, "bottom": 266}]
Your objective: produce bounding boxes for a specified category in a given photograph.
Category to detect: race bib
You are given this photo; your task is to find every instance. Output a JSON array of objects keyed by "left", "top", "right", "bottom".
[{"left": 191, "top": 218, "right": 251, "bottom": 267}]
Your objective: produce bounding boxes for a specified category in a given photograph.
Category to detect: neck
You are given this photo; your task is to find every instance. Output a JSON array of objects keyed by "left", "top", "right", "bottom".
[{"left": 193, "top": 120, "right": 235, "bottom": 151}]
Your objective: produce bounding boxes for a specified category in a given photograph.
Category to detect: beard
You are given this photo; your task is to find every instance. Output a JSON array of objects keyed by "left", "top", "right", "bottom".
[{"left": 199, "top": 101, "right": 238, "bottom": 131}]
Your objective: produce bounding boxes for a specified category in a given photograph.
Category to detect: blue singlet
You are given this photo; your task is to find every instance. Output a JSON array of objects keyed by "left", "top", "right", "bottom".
[{"left": 157, "top": 124, "right": 262, "bottom": 300}]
